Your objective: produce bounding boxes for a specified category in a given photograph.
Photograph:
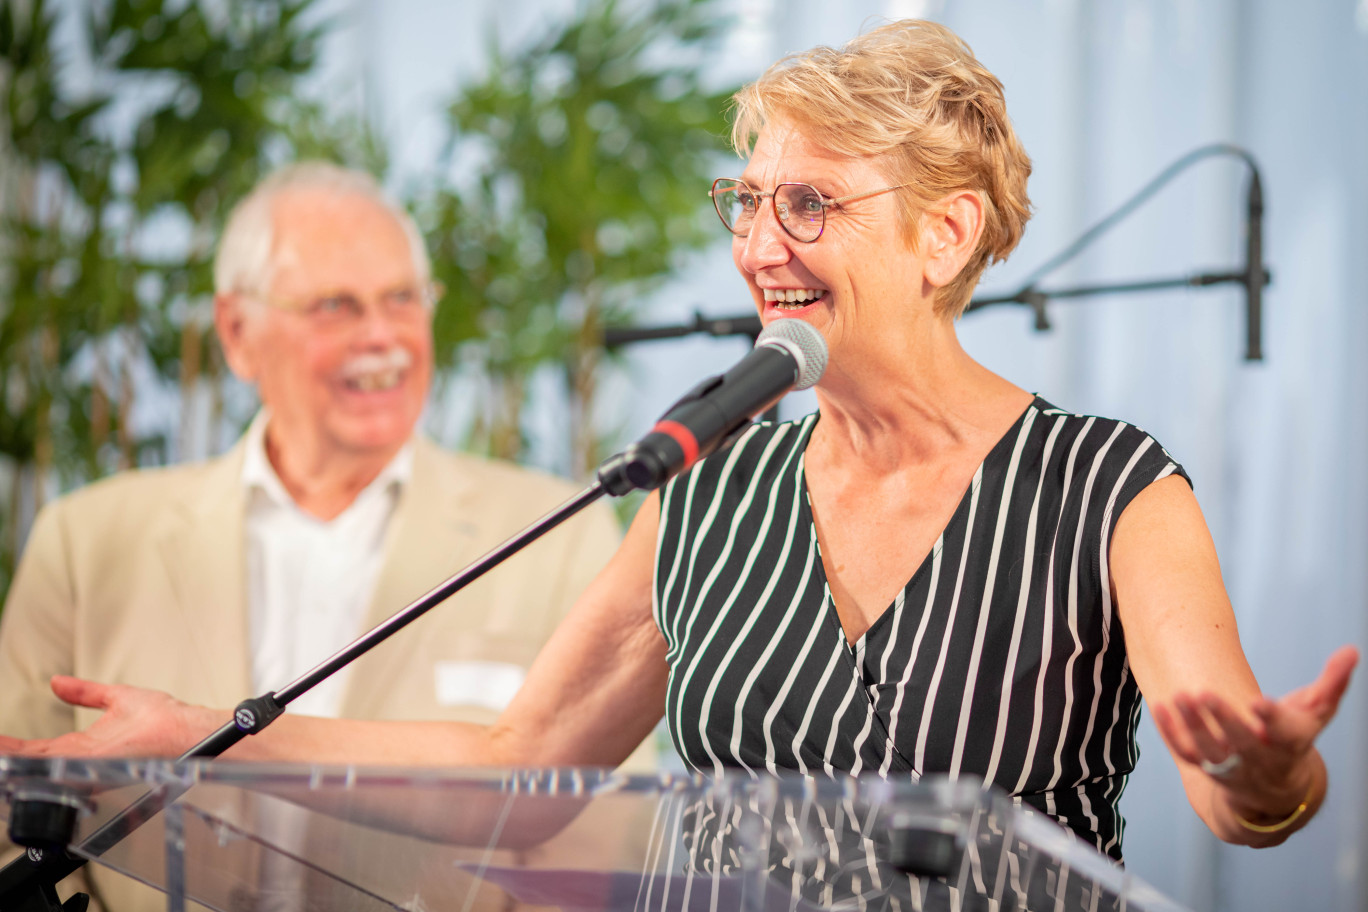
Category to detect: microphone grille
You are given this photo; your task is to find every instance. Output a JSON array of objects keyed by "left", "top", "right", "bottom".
[{"left": 756, "top": 319, "right": 828, "bottom": 391}]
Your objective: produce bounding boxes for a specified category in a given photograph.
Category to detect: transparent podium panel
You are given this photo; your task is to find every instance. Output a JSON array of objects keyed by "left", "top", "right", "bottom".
[{"left": 0, "top": 758, "right": 1193, "bottom": 912}]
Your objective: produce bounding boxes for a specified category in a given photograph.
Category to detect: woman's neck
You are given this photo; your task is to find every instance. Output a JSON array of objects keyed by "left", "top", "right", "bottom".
[{"left": 808, "top": 319, "right": 1031, "bottom": 472}]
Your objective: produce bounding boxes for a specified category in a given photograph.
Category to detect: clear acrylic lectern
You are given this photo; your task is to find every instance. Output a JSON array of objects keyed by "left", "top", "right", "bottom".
[{"left": 0, "top": 757, "right": 1192, "bottom": 911}]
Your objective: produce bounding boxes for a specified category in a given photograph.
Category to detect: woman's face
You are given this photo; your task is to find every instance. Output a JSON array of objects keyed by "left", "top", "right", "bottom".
[{"left": 732, "top": 123, "right": 930, "bottom": 361}]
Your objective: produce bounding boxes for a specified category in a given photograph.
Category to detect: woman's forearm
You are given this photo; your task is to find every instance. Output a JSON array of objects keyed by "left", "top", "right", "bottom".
[{"left": 210, "top": 707, "right": 507, "bottom": 767}]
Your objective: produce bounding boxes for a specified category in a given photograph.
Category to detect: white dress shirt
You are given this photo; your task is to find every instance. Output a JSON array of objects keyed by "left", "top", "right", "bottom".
[{"left": 241, "top": 413, "right": 413, "bottom": 718}]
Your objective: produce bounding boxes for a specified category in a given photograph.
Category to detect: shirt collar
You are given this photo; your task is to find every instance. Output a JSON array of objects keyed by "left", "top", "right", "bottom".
[{"left": 240, "top": 410, "right": 415, "bottom": 512}]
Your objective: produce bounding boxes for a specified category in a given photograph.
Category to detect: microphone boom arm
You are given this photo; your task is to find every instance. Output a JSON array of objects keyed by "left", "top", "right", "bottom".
[{"left": 606, "top": 144, "right": 1270, "bottom": 362}]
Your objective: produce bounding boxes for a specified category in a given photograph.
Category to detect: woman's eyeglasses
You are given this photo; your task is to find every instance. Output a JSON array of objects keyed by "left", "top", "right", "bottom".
[{"left": 709, "top": 177, "right": 906, "bottom": 243}]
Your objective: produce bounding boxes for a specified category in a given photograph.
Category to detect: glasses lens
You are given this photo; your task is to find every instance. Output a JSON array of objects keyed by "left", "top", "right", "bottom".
[
  {"left": 712, "top": 179, "right": 756, "bottom": 235},
  {"left": 775, "top": 183, "right": 825, "bottom": 242}
]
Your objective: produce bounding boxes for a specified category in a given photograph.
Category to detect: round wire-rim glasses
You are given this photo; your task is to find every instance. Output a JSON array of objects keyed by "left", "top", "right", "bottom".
[{"left": 709, "top": 177, "right": 907, "bottom": 243}]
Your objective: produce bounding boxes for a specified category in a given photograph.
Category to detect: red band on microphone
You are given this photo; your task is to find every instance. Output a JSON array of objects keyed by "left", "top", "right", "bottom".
[{"left": 652, "top": 420, "right": 700, "bottom": 470}]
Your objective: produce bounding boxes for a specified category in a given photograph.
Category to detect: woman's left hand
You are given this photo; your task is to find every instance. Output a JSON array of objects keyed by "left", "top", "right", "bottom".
[{"left": 1151, "top": 644, "right": 1359, "bottom": 834}]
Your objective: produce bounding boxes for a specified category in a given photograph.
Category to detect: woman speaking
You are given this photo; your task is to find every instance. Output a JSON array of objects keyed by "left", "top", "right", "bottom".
[{"left": 1, "top": 19, "right": 1355, "bottom": 863}]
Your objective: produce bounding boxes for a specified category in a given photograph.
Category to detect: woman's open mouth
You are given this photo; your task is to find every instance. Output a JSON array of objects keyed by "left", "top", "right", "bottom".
[{"left": 763, "top": 287, "right": 827, "bottom": 311}]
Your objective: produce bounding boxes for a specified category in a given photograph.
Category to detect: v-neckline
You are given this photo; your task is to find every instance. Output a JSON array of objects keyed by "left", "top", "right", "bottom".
[{"left": 796, "top": 396, "right": 1041, "bottom": 650}]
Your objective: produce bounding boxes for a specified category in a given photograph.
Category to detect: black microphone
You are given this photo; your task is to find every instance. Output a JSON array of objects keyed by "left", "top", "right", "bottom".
[
  {"left": 1244, "top": 168, "right": 1266, "bottom": 361},
  {"left": 598, "top": 319, "right": 828, "bottom": 494}
]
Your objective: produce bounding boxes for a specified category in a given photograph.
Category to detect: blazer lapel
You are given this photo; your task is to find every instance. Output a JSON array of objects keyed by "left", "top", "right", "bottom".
[
  {"left": 342, "top": 437, "right": 485, "bottom": 718},
  {"left": 155, "top": 441, "right": 253, "bottom": 709}
]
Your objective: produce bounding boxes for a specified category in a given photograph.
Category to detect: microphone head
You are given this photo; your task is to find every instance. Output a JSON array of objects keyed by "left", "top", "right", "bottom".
[{"left": 756, "top": 319, "right": 828, "bottom": 391}]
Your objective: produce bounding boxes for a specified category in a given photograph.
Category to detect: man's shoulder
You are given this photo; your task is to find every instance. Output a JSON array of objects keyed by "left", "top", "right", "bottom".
[
  {"left": 414, "top": 438, "right": 587, "bottom": 502},
  {"left": 45, "top": 449, "right": 241, "bottom": 521}
]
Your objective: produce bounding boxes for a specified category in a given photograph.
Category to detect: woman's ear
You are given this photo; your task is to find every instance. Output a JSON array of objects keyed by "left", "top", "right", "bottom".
[{"left": 920, "top": 190, "right": 986, "bottom": 289}]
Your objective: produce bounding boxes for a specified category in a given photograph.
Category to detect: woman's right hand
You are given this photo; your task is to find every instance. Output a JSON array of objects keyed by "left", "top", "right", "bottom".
[{"left": 0, "top": 675, "right": 218, "bottom": 759}]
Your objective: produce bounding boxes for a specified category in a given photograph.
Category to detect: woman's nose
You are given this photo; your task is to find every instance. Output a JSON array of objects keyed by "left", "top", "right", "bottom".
[{"left": 735, "top": 201, "right": 794, "bottom": 273}]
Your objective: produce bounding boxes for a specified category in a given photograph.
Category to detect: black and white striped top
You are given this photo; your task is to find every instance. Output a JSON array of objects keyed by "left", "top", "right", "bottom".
[{"left": 653, "top": 396, "right": 1188, "bottom": 860}]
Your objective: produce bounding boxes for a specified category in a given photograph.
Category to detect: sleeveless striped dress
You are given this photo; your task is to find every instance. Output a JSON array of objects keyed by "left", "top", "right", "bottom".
[{"left": 653, "top": 396, "right": 1188, "bottom": 860}]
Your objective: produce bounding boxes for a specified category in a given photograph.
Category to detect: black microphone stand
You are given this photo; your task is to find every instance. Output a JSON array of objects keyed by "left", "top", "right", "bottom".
[
  {"left": 963, "top": 144, "right": 1269, "bottom": 361},
  {"left": 604, "top": 144, "right": 1271, "bottom": 362}
]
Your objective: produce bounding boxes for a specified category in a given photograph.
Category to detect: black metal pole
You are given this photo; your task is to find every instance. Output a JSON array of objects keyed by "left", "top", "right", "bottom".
[{"left": 603, "top": 313, "right": 761, "bottom": 348}]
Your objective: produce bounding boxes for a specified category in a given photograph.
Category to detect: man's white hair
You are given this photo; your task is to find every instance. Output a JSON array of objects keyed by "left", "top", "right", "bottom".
[{"left": 213, "top": 161, "right": 431, "bottom": 297}]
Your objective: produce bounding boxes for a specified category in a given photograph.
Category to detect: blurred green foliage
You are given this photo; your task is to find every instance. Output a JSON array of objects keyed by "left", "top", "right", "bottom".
[
  {"left": 421, "top": 0, "right": 735, "bottom": 473},
  {"left": 0, "top": 0, "right": 380, "bottom": 599},
  {"left": 0, "top": 0, "right": 738, "bottom": 605}
]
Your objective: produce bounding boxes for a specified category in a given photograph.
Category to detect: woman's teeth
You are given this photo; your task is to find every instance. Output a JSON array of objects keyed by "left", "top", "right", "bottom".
[{"left": 763, "top": 288, "right": 824, "bottom": 309}]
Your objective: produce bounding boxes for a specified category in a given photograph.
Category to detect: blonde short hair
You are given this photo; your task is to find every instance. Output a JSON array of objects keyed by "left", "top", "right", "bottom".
[{"left": 731, "top": 20, "right": 1032, "bottom": 317}]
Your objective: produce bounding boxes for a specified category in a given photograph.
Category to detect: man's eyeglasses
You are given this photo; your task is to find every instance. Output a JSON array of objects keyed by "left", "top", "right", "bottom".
[
  {"left": 709, "top": 177, "right": 907, "bottom": 243},
  {"left": 256, "top": 283, "right": 442, "bottom": 329}
]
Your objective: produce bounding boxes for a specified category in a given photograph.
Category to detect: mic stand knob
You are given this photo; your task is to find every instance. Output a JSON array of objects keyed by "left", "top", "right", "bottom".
[{"left": 4, "top": 783, "right": 91, "bottom": 911}]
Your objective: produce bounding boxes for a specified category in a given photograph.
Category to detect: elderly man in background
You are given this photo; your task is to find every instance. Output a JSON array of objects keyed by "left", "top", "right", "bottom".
[{"left": 0, "top": 162, "right": 625, "bottom": 910}]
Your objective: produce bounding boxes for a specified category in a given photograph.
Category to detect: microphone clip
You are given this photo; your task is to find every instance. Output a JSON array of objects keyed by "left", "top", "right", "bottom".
[{"left": 597, "top": 373, "right": 754, "bottom": 497}]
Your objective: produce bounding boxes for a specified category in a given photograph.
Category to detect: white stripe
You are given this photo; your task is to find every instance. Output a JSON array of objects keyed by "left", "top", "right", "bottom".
[
  {"left": 654, "top": 466, "right": 701, "bottom": 650},
  {"left": 985, "top": 415, "right": 1065, "bottom": 784},
  {"left": 760, "top": 542, "right": 825, "bottom": 772},
  {"left": 659, "top": 428, "right": 786, "bottom": 643},
  {"left": 664, "top": 423, "right": 784, "bottom": 655},
  {"left": 1053, "top": 864, "right": 1069, "bottom": 912},
  {"left": 682, "top": 429, "right": 801, "bottom": 773},
  {"left": 861, "top": 832, "right": 882, "bottom": 891},
  {"left": 1100, "top": 671, "right": 1129, "bottom": 838},
  {"left": 1077, "top": 782, "right": 1096, "bottom": 851},
  {"left": 640, "top": 792, "right": 686, "bottom": 912},
  {"left": 790, "top": 637, "right": 847, "bottom": 775},
  {"left": 1097, "top": 451, "right": 1171, "bottom": 647},
  {"left": 1007, "top": 848, "right": 1026, "bottom": 908},
  {"left": 879, "top": 546, "right": 941, "bottom": 777},
  {"left": 1013, "top": 416, "right": 1094, "bottom": 795},
  {"left": 1100, "top": 750, "right": 1125, "bottom": 856},
  {"left": 1096, "top": 436, "right": 1153, "bottom": 650},
  {"left": 847, "top": 638, "right": 879, "bottom": 776},
  {"left": 734, "top": 541, "right": 815, "bottom": 769},
  {"left": 877, "top": 585, "right": 908, "bottom": 687},
  {"left": 718, "top": 452, "right": 810, "bottom": 773},
  {"left": 868, "top": 588, "right": 908, "bottom": 774},
  {"left": 1102, "top": 682, "right": 1146, "bottom": 859},
  {"left": 1048, "top": 421, "right": 1124, "bottom": 842},
  {"left": 914, "top": 464, "right": 985, "bottom": 773},
  {"left": 821, "top": 672, "right": 863, "bottom": 775},
  {"left": 964, "top": 810, "right": 989, "bottom": 896},
  {"left": 678, "top": 793, "right": 710, "bottom": 912},
  {"left": 1090, "top": 437, "right": 1157, "bottom": 784},
  {"left": 662, "top": 464, "right": 707, "bottom": 655},
  {"left": 949, "top": 408, "right": 1036, "bottom": 776}
]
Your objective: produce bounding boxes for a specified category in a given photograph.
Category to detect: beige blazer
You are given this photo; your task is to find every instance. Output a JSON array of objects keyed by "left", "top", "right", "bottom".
[{"left": 0, "top": 435, "right": 627, "bottom": 910}]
